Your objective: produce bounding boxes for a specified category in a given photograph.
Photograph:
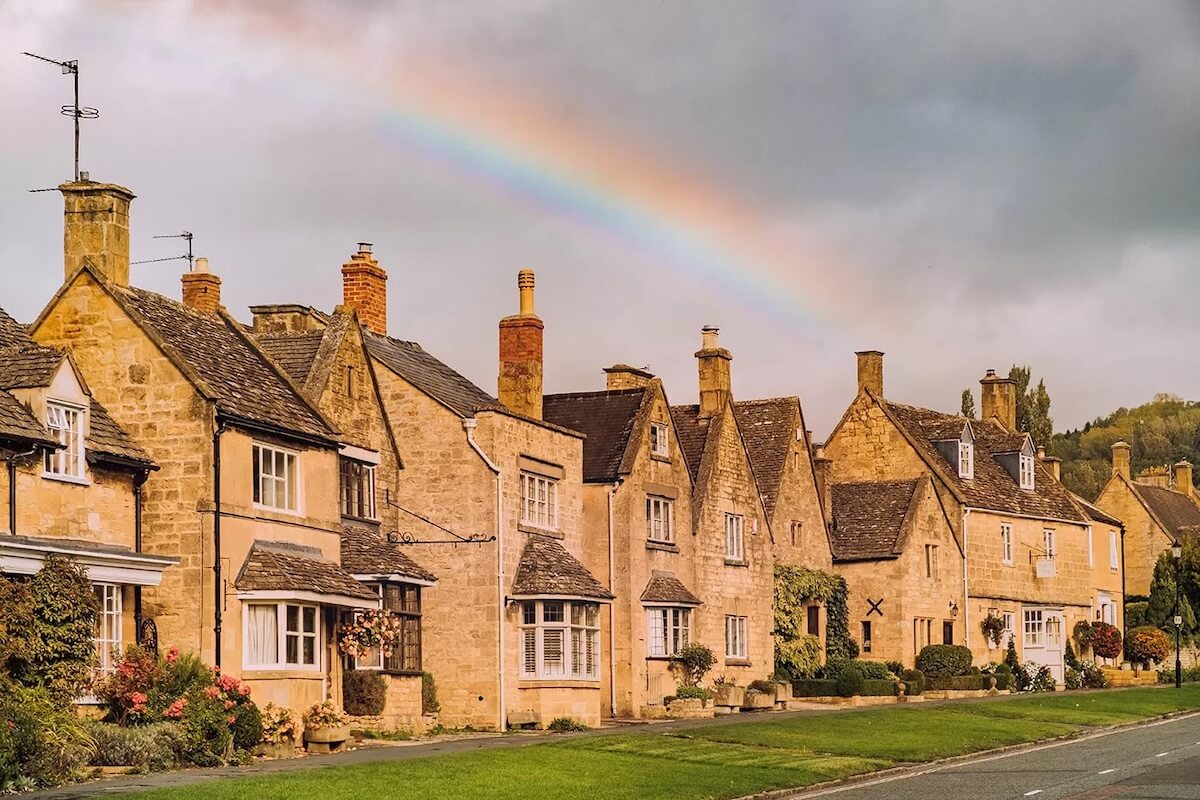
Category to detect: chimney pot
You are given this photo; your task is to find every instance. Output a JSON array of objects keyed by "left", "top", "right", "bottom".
[
  {"left": 855, "top": 351, "right": 884, "bottom": 397},
  {"left": 696, "top": 325, "right": 732, "bottom": 419},
  {"left": 341, "top": 243, "right": 388, "bottom": 335},
  {"left": 357, "top": 242, "right": 372, "bottom": 254},
  {"left": 980, "top": 369, "right": 1017, "bottom": 431},
  {"left": 498, "top": 269, "right": 544, "bottom": 419},
  {"left": 194, "top": 256, "right": 209, "bottom": 273},
  {"left": 181, "top": 257, "right": 222, "bottom": 315}
]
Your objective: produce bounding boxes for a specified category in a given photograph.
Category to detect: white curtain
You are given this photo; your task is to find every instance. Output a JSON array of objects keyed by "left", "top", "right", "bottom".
[{"left": 247, "top": 604, "right": 278, "bottom": 665}]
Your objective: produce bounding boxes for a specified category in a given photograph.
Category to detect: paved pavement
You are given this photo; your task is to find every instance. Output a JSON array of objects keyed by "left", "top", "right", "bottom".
[{"left": 787, "top": 712, "right": 1200, "bottom": 800}]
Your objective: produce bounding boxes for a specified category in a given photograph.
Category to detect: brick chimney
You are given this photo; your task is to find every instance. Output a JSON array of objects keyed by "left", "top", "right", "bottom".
[
  {"left": 59, "top": 179, "right": 135, "bottom": 286},
  {"left": 341, "top": 243, "right": 387, "bottom": 335},
  {"left": 855, "top": 351, "right": 883, "bottom": 396},
  {"left": 1175, "top": 461, "right": 1194, "bottom": 499},
  {"left": 498, "top": 269, "right": 544, "bottom": 419},
  {"left": 604, "top": 364, "right": 655, "bottom": 391},
  {"left": 1111, "top": 441, "right": 1131, "bottom": 479},
  {"left": 696, "top": 325, "right": 732, "bottom": 420},
  {"left": 980, "top": 369, "right": 1017, "bottom": 432},
  {"left": 181, "top": 257, "right": 222, "bottom": 314}
]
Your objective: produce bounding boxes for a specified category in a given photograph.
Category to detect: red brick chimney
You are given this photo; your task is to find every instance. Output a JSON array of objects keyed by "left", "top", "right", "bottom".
[
  {"left": 341, "top": 243, "right": 387, "bottom": 335},
  {"left": 498, "top": 270, "right": 544, "bottom": 419},
  {"left": 181, "top": 257, "right": 222, "bottom": 314}
]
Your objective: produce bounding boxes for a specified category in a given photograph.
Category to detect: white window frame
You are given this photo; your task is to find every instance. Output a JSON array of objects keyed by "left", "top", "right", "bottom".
[
  {"left": 1000, "top": 524, "right": 1013, "bottom": 565},
  {"left": 958, "top": 441, "right": 974, "bottom": 479},
  {"left": 44, "top": 401, "right": 85, "bottom": 480},
  {"left": 724, "top": 513, "right": 745, "bottom": 562},
  {"left": 1109, "top": 531, "right": 1119, "bottom": 570},
  {"left": 94, "top": 583, "right": 122, "bottom": 678},
  {"left": 339, "top": 457, "right": 377, "bottom": 520},
  {"left": 1085, "top": 527, "right": 1093, "bottom": 568},
  {"left": 725, "top": 615, "right": 748, "bottom": 660},
  {"left": 253, "top": 443, "right": 299, "bottom": 513},
  {"left": 1023, "top": 609, "right": 1044, "bottom": 648},
  {"left": 243, "top": 601, "right": 321, "bottom": 671},
  {"left": 519, "top": 471, "right": 558, "bottom": 531},
  {"left": 925, "top": 543, "right": 938, "bottom": 579},
  {"left": 519, "top": 600, "right": 599, "bottom": 680},
  {"left": 650, "top": 422, "right": 670, "bottom": 457},
  {"left": 646, "top": 607, "right": 691, "bottom": 657},
  {"left": 1019, "top": 454, "right": 1035, "bottom": 490},
  {"left": 1002, "top": 612, "right": 1015, "bottom": 645},
  {"left": 646, "top": 495, "right": 674, "bottom": 544},
  {"left": 1043, "top": 528, "right": 1055, "bottom": 559}
]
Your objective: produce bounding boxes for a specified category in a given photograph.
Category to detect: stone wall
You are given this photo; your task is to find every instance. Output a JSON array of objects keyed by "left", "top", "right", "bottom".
[
  {"left": 769, "top": 407, "right": 832, "bottom": 570},
  {"left": 1096, "top": 478, "right": 1170, "bottom": 596}
]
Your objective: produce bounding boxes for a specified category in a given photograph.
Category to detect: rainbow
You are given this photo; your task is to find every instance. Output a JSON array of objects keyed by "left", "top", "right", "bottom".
[{"left": 120, "top": 3, "right": 851, "bottom": 331}]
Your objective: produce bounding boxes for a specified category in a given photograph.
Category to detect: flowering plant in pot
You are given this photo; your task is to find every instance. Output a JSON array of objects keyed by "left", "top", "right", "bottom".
[
  {"left": 711, "top": 675, "right": 745, "bottom": 707},
  {"left": 980, "top": 613, "right": 1006, "bottom": 647},
  {"left": 302, "top": 701, "right": 350, "bottom": 750},
  {"left": 337, "top": 610, "right": 403, "bottom": 659},
  {"left": 258, "top": 703, "right": 298, "bottom": 758}
]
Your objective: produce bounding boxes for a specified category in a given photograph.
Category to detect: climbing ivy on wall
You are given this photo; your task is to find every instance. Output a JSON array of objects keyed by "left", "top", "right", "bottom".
[{"left": 774, "top": 564, "right": 855, "bottom": 676}]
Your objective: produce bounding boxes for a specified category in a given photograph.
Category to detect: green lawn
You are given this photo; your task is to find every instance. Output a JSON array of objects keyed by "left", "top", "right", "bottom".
[{"left": 126, "top": 686, "right": 1200, "bottom": 800}]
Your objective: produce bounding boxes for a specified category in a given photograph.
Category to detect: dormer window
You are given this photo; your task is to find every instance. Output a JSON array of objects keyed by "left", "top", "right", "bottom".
[
  {"left": 958, "top": 441, "right": 974, "bottom": 479},
  {"left": 44, "top": 401, "right": 84, "bottom": 479},
  {"left": 1019, "top": 453, "right": 1035, "bottom": 490},
  {"left": 650, "top": 422, "right": 669, "bottom": 457}
]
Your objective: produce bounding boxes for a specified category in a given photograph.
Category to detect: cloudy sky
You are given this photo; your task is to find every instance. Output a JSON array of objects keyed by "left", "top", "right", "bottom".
[{"left": 2, "top": 1, "right": 1198, "bottom": 436}]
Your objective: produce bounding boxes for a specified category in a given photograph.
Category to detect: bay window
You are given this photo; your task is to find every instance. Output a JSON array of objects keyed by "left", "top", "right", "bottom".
[
  {"left": 519, "top": 600, "right": 599, "bottom": 680},
  {"left": 244, "top": 602, "right": 320, "bottom": 670},
  {"left": 646, "top": 607, "right": 690, "bottom": 657},
  {"left": 353, "top": 584, "right": 422, "bottom": 673}
]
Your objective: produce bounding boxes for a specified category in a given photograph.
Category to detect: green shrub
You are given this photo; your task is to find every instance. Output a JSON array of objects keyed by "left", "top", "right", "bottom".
[
  {"left": 0, "top": 683, "right": 95, "bottom": 787},
  {"left": 1021, "top": 662, "right": 1056, "bottom": 693},
  {"left": 87, "top": 722, "right": 184, "bottom": 772},
  {"left": 343, "top": 670, "right": 387, "bottom": 716},
  {"left": 1159, "top": 665, "right": 1200, "bottom": 683},
  {"left": 670, "top": 644, "right": 716, "bottom": 687},
  {"left": 178, "top": 692, "right": 233, "bottom": 767},
  {"left": 860, "top": 679, "right": 898, "bottom": 697},
  {"left": 230, "top": 702, "right": 264, "bottom": 752},
  {"left": 991, "top": 664, "right": 1012, "bottom": 691},
  {"left": 900, "top": 669, "right": 925, "bottom": 695},
  {"left": 1064, "top": 667, "right": 1081, "bottom": 690},
  {"left": 674, "top": 685, "right": 712, "bottom": 702},
  {"left": 927, "top": 674, "right": 987, "bottom": 691},
  {"left": 835, "top": 666, "right": 864, "bottom": 698},
  {"left": 821, "top": 658, "right": 890, "bottom": 681},
  {"left": 1080, "top": 662, "right": 1106, "bottom": 688},
  {"left": 547, "top": 717, "right": 588, "bottom": 732},
  {"left": 791, "top": 679, "right": 838, "bottom": 697},
  {"left": 1125, "top": 626, "right": 1172, "bottom": 668},
  {"left": 421, "top": 672, "right": 440, "bottom": 715},
  {"left": 916, "top": 645, "right": 973, "bottom": 678},
  {"left": 884, "top": 661, "right": 905, "bottom": 676},
  {"left": 1125, "top": 601, "right": 1149, "bottom": 630},
  {"left": 774, "top": 634, "right": 822, "bottom": 679},
  {"left": 1064, "top": 641, "right": 1080, "bottom": 671}
]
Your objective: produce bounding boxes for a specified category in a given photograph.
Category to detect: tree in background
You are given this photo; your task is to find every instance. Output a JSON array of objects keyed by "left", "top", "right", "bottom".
[
  {"left": 1147, "top": 542, "right": 1198, "bottom": 643},
  {"left": 960, "top": 388, "right": 976, "bottom": 419},
  {"left": 1009, "top": 365, "right": 1053, "bottom": 445}
]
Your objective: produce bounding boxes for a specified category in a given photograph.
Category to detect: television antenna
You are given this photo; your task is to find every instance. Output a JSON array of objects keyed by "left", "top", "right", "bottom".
[
  {"left": 23, "top": 52, "right": 100, "bottom": 181},
  {"left": 131, "top": 232, "right": 195, "bottom": 270}
]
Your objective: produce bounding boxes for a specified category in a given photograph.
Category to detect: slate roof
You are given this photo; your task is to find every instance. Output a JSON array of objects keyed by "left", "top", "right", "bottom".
[
  {"left": 668, "top": 405, "right": 710, "bottom": 482},
  {"left": 884, "top": 401, "right": 1087, "bottom": 522},
  {"left": 255, "top": 331, "right": 327, "bottom": 384},
  {"left": 510, "top": 534, "right": 614, "bottom": 600},
  {"left": 1131, "top": 483, "right": 1200, "bottom": 538},
  {"left": 1073, "top": 493, "right": 1123, "bottom": 528},
  {"left": 86, "top": 400, "right": 154, "bottom": 467},
  {"left": 733, "top": 398, "right": 795, "bottom": 522},
  {"left": 365, "top": 331, "right": 504, "bottom": 418},
  {"left": 829, "top": 479, "right": 922, "bottom": 561},
  {"left": 0, "top": 345, "right": 64, "bottom": 390},
  {"left": 118, "top": 287, "right": 336, "bottom": 442},
  {"left": 340, "top": 524, "right": 437, "bottom": 584},
  {"left": 640, "top": 573, "right": 702, "bottom": 605},
  {"left": 0, "top": 308, "right": 31, "bottom": 348},
  {"left": 234, "top": 540, "right": 378, "bottom": 600},
  {"left": 543, "top": 389, "right": 645, "bottom": 482}
]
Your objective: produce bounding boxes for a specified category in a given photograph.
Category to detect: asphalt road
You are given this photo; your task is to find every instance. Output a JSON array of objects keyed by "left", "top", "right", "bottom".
[{"left": 790, "top": 712, "right": 1200, "bottom": 800}]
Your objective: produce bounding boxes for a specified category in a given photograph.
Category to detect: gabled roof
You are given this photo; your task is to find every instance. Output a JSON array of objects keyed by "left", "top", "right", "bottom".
[
  {"left": 1131, "top": 483, "right": 1200, "bottom": 539},
  {"left": 365, "top": 331, "right": 504, "bottom": 418},
  {"left": 732, "top": 397, "right": 796, "bottom": 522},
  {"left": 1073, "top": 492, "right": 1123, "bottom": 528},
  {"left": 640, "top": 573, "right": 701, "bottom": 605},
  {"left": 829, "top": 478, "right": 923, "bottom": 562},
  {"left": 86, "top": 399, "right": 154, "bottom": 467},
  {"left": 510, "top": 534, "right": 614, "bottom": 600},
  {"left": 0, "top": 391, "right": 55, "bottom": 447},
  {"left": 234, "top": 540, "right": 377, "bottom": 601},
  {"left": 543, "top": 388, "right": 645, "bottom": 482},
  {"left": 340, "top": 524, "right": 437, "bottom": 584},
  {"left": 255, "top": 330, "right": 326, "bottom": 384},
  {"left": 668, "top": 404, "right": 709, "bottom": 482},
  {"left": 883, "top": 400, "right": 1086, "bottom": 522}
]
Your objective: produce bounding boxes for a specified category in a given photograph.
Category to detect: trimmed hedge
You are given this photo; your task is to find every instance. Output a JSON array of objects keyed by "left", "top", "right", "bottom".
[
  {"left": 792, "top": 679, "right": 838, "bottom": 697},
  {"left": 821, "top": 658, "right": 890, "bottom": 681},
  {"left": 343, "top": 670, "right": 387, "bottom": 716},
  {"left": 835, "top": 667, "right": 864, "bottom": 698},
  {"left": 916, "top": 645, "right": 974, "bottom": 679},
  {"left": 901, "top": 668, "right": 925, "bottom": 696},
  {"left": 860, "top": 679, "right": 899, "bottom": 697},
  {"left": 927, "top": 674, "right": 988, "bottom": 691}
]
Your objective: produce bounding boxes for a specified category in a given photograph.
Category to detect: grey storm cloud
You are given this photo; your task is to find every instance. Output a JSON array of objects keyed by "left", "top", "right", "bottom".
[{"left": 1, "top": 0, "right": 1198, "bottom": 437}]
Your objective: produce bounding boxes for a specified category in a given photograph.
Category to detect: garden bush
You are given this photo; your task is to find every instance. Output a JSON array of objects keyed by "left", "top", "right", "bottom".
[
  {"left": 87, "top": 722, "right": 185, "bottom": 772},
  {"left": 1125, "top": 601, "right": 1149, "bottom": 630},
  {"left": 821, "top": 658, "right": 889, "bottom": 681},
  {"left": 1125, "top": 626, "right": 1171, "bottom": 669},
  {"left": 0, "top": 683, "right": 94, "bottom": 789},
  {"left": 421, "top": 672, "right": 440, "bottom": 715},
  {"left": 916, "top": 645, "right": 973, "bottom": 678},
  {"left": 901, "top": 668, "right": 925, "bottom": 695},
  {"left": 1080, "top": 662, "right": 1107, "bottom": 688},
  {"left": 791, "top": 679, "right": 838, "bottom": 697},
  {"left": 1160, "top": 665, "right": 1200, "bottom": 683},
  {"left": 96, "top": 646, "right": 214, "bottom": 725},
  {"left": 343, "top": 670, "right": 387, "bottom": 716},
  {"left": 674, "top": 685, "right": 713, "bottom": 702},
  {"left": 547, "top": 717, "right": 588, "bottom": 732},
  {"left": 835, "top": 666, "right": 864, "bottom": 698},
  {"left": 774, "top": 634, "right": 822, "bottom": 679},
  {"left": 1021, "top": 662, "right": 1056, "bottom": 693},
  {"left": 884, "top": 661, "right": 905, "bottom": 677},
  {"left": 746, "top": 679, "right": 776, "bottom": 694},
  {"left": 1091, "top": 622, "right": 1123, "bottom": 661},
  {"left": 230, "top": 701, "right": 264, "bottom": 752},
  {"left": 177, "top": 691, "right": 234, "bottom": 767},
  {"left": 927, "top": 675, "right": 988, "bottom": 691},
  {"left": 991, "top": 664, "right": 1013, "bottom": 691},
  {"left": 1064, "top": 667, "right": 1081, "bottom": 690},
  {"left": 860, "top": 679, "right": 898, "bottom": 697},
  {"left": 670, "top": 644, "right": 716, "bottom": 686}
]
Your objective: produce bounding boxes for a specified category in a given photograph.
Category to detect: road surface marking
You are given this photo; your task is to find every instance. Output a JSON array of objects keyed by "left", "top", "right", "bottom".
[
  {"left": 1024, "top": 791, "right": 1043, "bottom": 797},
  {"left": 1098, "top": 769, "right": 1115, "bottom": 774},
  {"left": 1155, "top": 752, "right": 1169, "bottom": 757}
]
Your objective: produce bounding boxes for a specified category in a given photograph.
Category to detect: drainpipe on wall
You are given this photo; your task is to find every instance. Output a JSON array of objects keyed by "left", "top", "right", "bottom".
[
  {"left": 606, "top": 479, "right": 623, "bottom": 719},
  {"left": 1120, "top": 525, "right": 1127, "bottom": 639},
  {"left": 212, "top": 418, "right": 227, "bottom": 669},
  {"left": 962, "top": 508, "right": 972, "bottom": 649},
  {"left": 6, "top": 447, "right": 38, "bottom": 535},
  {"left": 463, "top": 418, "right": 503, "bottom": 731},
  {"left": 134, "top": 468, "right": 148, "bottom": 633}
]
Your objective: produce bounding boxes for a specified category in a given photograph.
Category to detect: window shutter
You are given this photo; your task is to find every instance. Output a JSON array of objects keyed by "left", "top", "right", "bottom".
[{"left": 522, "top": 629, "right": 537, "bottom": 675}]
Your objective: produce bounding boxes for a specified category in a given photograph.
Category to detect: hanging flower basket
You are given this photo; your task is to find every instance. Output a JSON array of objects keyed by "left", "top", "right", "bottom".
[
  {"left": 981, "top": 613, "right": 1006, "bottom": 647},
  {"left": 337, "top": 609, "right": 403, "bottom": 659}
]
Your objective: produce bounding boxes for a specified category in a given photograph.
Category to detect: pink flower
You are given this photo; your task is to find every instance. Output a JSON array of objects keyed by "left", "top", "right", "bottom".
[
  {"left": 166, "top": 647, "right": 180, "bottom": 664},
  {"left": 204, "top": 685, "right": 221, "bottom": 699},
  {"left": 227, "top": 715, "right": 237, "bottom": 725},
  {"left": 164, "top": 697, "right": 189, "bottom": 719},
  {"left": 239, "top": 684, "right": 251, "bottom": 696},
  {"left": 130, "top": 692, "right": 148, "bottom": 705},
  {"left": 224, "top": 700, "right": 235, "bottom": 710}
]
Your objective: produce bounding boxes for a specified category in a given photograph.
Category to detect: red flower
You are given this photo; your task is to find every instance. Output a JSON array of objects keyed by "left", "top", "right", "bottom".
[
  {"left": 204, "top": 685, "right": 221, "bottom": 699},
  {"left": 166, "top": 646, "right": 180, "bottom": 664}
]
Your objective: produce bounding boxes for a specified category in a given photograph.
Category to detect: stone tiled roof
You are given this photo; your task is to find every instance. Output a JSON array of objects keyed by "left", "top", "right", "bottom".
[
  {"left": 0, "top": 308, "right": 31, "bottom": 348},
  {"left": 1132, "top": 483, "right": 1200, "bottom": 538},
  {"left": 0, "top": 390, "right": 55, "bottom": 446},
  {"left": 640, "top": 573, "right": 702, "bottom": 605},
  {"left": 668, "top": 404, "right": 710, "bottom": 482},
  {"left": 234, "top": 540, "right": 378, "bottom": 600},
  {"left": 0, "top": 345, "right": 63, "bottom": 390},
  {"left": 340, "top": 524, "right": 437, "bottom": 584},
  {"left": 884, "top": 401, "right": 1087, "bottom": 522},
  {"left": 86, "top": 399, "right": 154, "bottom": 467},
  {"left": 365, "top": 331, "right": 503, "bottom": 418},
  {"left": 118, "top": 287, "right": 336, "bottom": 442},
  {"left": 255, "top": 331, "right": 327, "bottom": 384},
  {"left": 733, "top": 397, "right": 796, "bottom": 521},
  {"left": 510, "top": 534, "right": 614, "bottom": 600},
  {"left": 543, "top": 389, "right": 645, "bottom": 482},
  {"left": 1073, "top": 492, "right": 1123, "bottom": 528},
  {"left": 829, "top": 479, "right": 922, "bottom": 561}
]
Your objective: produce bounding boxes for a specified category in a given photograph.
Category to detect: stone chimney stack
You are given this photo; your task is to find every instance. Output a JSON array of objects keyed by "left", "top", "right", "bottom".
[
  {"left": 1044, "top": 456, "right": 1062, "bottom": 482},
  {"left": 696, "top": 325, "right": 732, "bottom": 420},
  {"left": 59, "top": 179, "right": 135, "bottom": 286},
  {"left": 498, "top": 269, "right": 544, "bottom": 419},
  {"left": 604, "top": 364, "right": 655, "bottom": 391},
  {"left": 1175, "top": 461, "right": 1194, "bottom": 499},
  {"left": 181, "top": 257, "right": 222, "bottom": 315},
  {"left": 341, "top": 243, "right": 388, "bottom": 335},
  {"left": 980, "top": 369, "right": 1018, "bottom": 432},
  {"left": 812, "top": 445, "right": 833, "bottom": 524},
  {"left": 1111, "top": 441, "right": 1131, "bottom": 479},
  {"left": 855, "top": 351, "right": 884, "bottom": 396}
]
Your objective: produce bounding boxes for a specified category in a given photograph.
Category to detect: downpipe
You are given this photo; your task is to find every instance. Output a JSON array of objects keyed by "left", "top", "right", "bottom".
[{"left": 463, "top": 419, "right": 504, "bottom": 731}]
